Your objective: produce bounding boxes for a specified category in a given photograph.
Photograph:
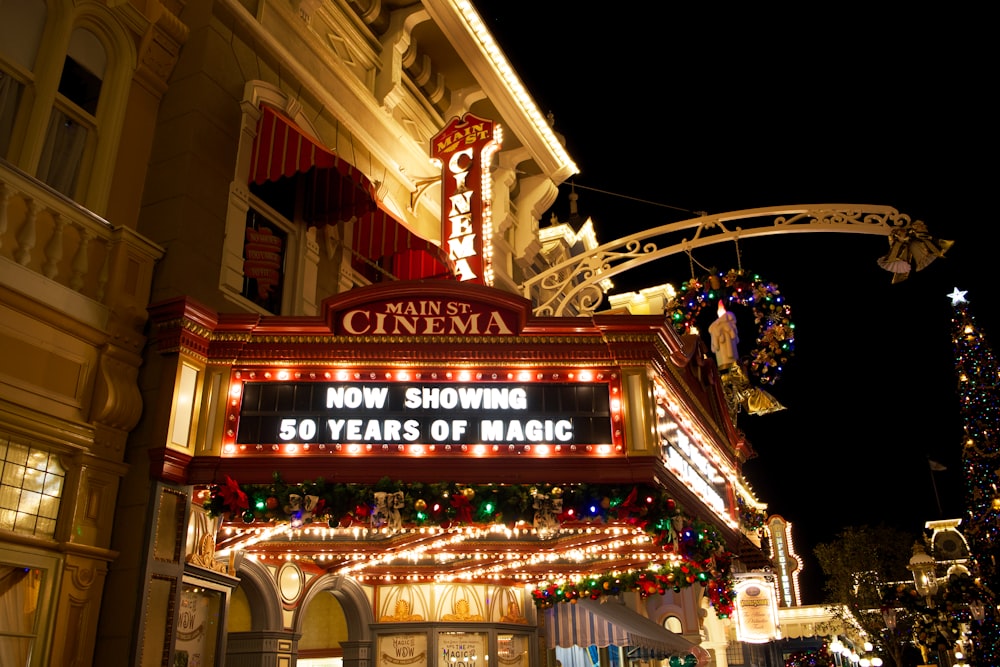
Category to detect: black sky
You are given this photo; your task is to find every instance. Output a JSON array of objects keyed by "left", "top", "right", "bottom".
[{"left": 471, "top": 3, "right": 996, "bottom": 602}]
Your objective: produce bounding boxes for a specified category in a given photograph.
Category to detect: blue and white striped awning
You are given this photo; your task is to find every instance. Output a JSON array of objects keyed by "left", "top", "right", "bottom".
[{"left": 544, "top": 599, "right": 701, "bottom": 661}]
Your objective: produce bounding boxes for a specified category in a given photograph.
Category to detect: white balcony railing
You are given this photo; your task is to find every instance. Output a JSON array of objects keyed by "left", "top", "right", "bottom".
[{"left": 0, "top": 160, "right": 163, "bottom": 318}]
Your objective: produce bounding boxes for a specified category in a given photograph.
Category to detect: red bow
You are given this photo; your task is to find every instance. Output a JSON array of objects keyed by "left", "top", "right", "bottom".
[
  {"left": 615, "top": 487, "right": 641, "bottom": 519},
  {"left": 450, "top": 494, "right": 473, "bottom": 523}
]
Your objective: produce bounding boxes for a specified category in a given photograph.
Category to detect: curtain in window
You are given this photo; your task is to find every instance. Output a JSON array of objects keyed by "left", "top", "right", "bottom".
[
  {"left": 0, "top": 72, "right": 23, "bottom": 158},
  {"left": 37, "top": 109, "right": 87, "bottom": 197},
  {"left": 0, "top": 565, "right": 40, "bottom": 667}
]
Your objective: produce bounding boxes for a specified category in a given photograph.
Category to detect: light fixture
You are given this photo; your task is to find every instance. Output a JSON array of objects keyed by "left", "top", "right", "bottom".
[{"left": 908, "top": 542, "right": 938, "bottom": 606}]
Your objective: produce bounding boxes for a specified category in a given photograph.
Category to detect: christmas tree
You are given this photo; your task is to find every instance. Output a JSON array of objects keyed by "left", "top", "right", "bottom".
[{"left": 947, "top": 287, "right": 999, "bottom": 664}]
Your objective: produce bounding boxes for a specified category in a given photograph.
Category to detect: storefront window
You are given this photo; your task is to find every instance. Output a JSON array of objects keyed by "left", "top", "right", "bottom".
[
  {"left": 0, "top": 564, "right": 43, "bottom": 667},
  {"left": 438, "top": 631, "right": 487, "bottom": 667},
  {"left": 174, "top": 581, "right": 224, "bottom": 667},
  {"left": 497, "top": 633, "right": 529, "bottom": 667}
]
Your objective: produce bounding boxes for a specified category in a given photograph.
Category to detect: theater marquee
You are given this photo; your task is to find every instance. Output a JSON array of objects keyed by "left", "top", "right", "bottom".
[{"left": 223, "top": 370, "right": 624, "bottom": 457}]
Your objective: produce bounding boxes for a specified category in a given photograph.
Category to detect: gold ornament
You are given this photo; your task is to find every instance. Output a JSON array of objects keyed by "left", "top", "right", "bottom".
[
  {"left": 463, "top": 487, "right": 475, "bottom": 499},
  {"left": 992, "top": 497, "right": 1000, "bottom": 511},
  {"left": 414, "top": 499, "right": 427, "bottom": 512},
  {"left": 551, "top": 487, "right": 563, "bottom": 497}
]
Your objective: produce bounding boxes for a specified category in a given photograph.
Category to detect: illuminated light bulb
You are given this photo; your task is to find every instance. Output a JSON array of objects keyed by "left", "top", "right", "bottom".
[
  {"left": 536, "top": 445, "right": 550, "bottom": 456},
  {"left": 348, "top": 444, "right": 361, "bottom": 455},
  {"left": 277, "top": 370, "right": 289, "bottom": 380},
  {"left": 473, "top": 444, "right": 486, "bottom": 456},
  {"left": 597, "top": 445, "right": 611, "bottom": 455},
  {"left": 579, "top": 370, "right": 593, "bottom": 381},
  {"left": 223, "top": 443, "right": 236, "bottom": 454}
]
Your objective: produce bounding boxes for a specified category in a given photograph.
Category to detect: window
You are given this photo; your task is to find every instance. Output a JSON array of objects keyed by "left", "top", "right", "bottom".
[
  {"left": 0, "top": 437, "right": 65, "bottom": 538},
  {"left": 0, "top": 546, "right": 57, "bottom": 667},
  {"left": 0, "top": 0, "right": 46, "bottom": 159},
  {"left": 662, "top": 615, "right": 683, "bottom": 634},
  {"left": 38, "top": 28, "right": 105, "bottom": 197},
  {"left": 242, "top": 204, "right": 290, "bottom": 314},
  {"left": 0, "top": 564, "right": 44, "bottom": 667}
]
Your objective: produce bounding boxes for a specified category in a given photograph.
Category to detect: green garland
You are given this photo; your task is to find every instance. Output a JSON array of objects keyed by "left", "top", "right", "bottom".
[
  {"left": 666, "top": 268, "right": 794, "bottom": 386},
  {"left": 205, "top": 474, "right": 736, "bottom": 616}
]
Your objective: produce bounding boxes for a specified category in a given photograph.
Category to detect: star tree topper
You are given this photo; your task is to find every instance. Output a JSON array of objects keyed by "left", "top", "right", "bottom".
[{"left": 947, "top": 287, "right": 968, "bottom": 305}]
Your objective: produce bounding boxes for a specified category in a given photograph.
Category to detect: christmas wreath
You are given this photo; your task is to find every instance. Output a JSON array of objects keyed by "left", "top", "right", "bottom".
[{"left": 666, "top": 268, "right": 794, "bottom": 385}]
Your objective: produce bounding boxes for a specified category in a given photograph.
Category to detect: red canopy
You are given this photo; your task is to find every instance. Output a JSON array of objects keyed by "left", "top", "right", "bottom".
[{"left": 250, "top": 105, "right": 452, "bottom": 281}]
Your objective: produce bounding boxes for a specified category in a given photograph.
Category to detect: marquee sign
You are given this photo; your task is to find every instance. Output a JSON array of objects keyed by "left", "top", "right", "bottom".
[
  {"left": 654, "top": 385, "right": 735, "bottom": 529},
  {"left": 233, "top": 380, "right": 615, "bottom": 451},
  {"left": 431, "top": 113, "right": 502, "bottom": 286}
]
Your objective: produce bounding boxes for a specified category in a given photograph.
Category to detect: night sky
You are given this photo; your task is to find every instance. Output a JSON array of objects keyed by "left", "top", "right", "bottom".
[{"left": 471, "top": 2, "right": 995, "bottom": 603}]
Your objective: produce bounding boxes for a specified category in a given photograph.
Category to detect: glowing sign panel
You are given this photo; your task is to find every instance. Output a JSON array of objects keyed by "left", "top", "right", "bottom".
[
  {"left": 236, "top": 382, "right": 612, "bottom": 446},
  {"left": 431, "top": 113, "right": 501, "bottom": 285}
]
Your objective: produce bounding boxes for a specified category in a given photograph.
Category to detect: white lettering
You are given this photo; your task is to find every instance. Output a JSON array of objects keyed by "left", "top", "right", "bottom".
[
  {"left": 401, "top": 387, "right": 528, "bottom": 410},
  {"left": 480, "top": 419, "right": 573, "bottom": 442},
  {"left": 327, "top": 418, "right": 420, "bottom": 442},
  {"left": 327, "top": 386, "right": 389, "bottom": 409}
]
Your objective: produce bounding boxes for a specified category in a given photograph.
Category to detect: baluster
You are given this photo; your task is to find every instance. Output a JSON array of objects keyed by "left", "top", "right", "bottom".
[
  {"left": 14, "top": 198, "right": 38, "bottom": 265},
  {"left": 70, "top": 226, "right": 93, "bottom": 292},
  {"left": 96, "top": 237, "right": 110, "bottom": 302},
  {"left": 42, "top": 212, "right": 65, "bottom": 279},
  {"left": 0, "top": 182, "right": 10, "bottom": 250}
]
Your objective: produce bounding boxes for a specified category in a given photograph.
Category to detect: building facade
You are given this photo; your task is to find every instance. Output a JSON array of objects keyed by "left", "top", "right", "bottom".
[{"left": 0, "top": 2, "right": 772, "bottom": 666}]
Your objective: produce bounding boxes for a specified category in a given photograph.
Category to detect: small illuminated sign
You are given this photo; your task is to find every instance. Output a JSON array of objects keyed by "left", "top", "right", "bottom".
[
  {"left": 235, "top": 381, "right": 612, "bottom": 447},
  {"left": 733, "top": 580, "right": 780, "bottom": 643}
]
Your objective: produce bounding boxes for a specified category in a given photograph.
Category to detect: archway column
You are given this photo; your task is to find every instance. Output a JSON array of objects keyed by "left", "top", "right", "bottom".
[
  {"left": 341, "top": 639, "right": 373, "bottom": 667},
  {"left": 226, "top": 630, "right": 300, "bottom": 667}
]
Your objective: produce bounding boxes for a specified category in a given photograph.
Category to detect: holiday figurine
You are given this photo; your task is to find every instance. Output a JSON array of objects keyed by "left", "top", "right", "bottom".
[{"left": 708, "top": 300, "right": 739, "bottom": 368}]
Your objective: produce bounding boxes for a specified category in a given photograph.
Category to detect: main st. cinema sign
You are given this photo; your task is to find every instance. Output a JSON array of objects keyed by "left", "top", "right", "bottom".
[{"left": 235, "top": 381, "right": 613, "bottom": 447}]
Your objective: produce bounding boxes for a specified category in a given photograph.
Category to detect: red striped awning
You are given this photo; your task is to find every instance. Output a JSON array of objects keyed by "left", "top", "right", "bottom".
[
  {"left": 250, "top": 104, "right": 452, "bottom": 281},
  {"left": 251, "top": 104, "right": 375, "bottom": 222},
  {"left": 351, "top": 204, "right": 454, "bottom": 282}
]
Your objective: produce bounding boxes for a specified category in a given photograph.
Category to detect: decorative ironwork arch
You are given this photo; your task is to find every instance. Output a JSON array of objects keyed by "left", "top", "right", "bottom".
[{"left": 519, "top": 204, "right": 946, "bottom": 317}]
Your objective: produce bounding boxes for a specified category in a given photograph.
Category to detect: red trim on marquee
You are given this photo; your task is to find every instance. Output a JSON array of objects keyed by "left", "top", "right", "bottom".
[{"left": 250, "top": 105, "right": 452, "bottom": 281}]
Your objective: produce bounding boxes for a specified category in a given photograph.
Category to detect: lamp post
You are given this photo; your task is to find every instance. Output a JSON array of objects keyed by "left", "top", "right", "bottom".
[{"left": 829, "top": 637, "right": 844, "bottom": 667}]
